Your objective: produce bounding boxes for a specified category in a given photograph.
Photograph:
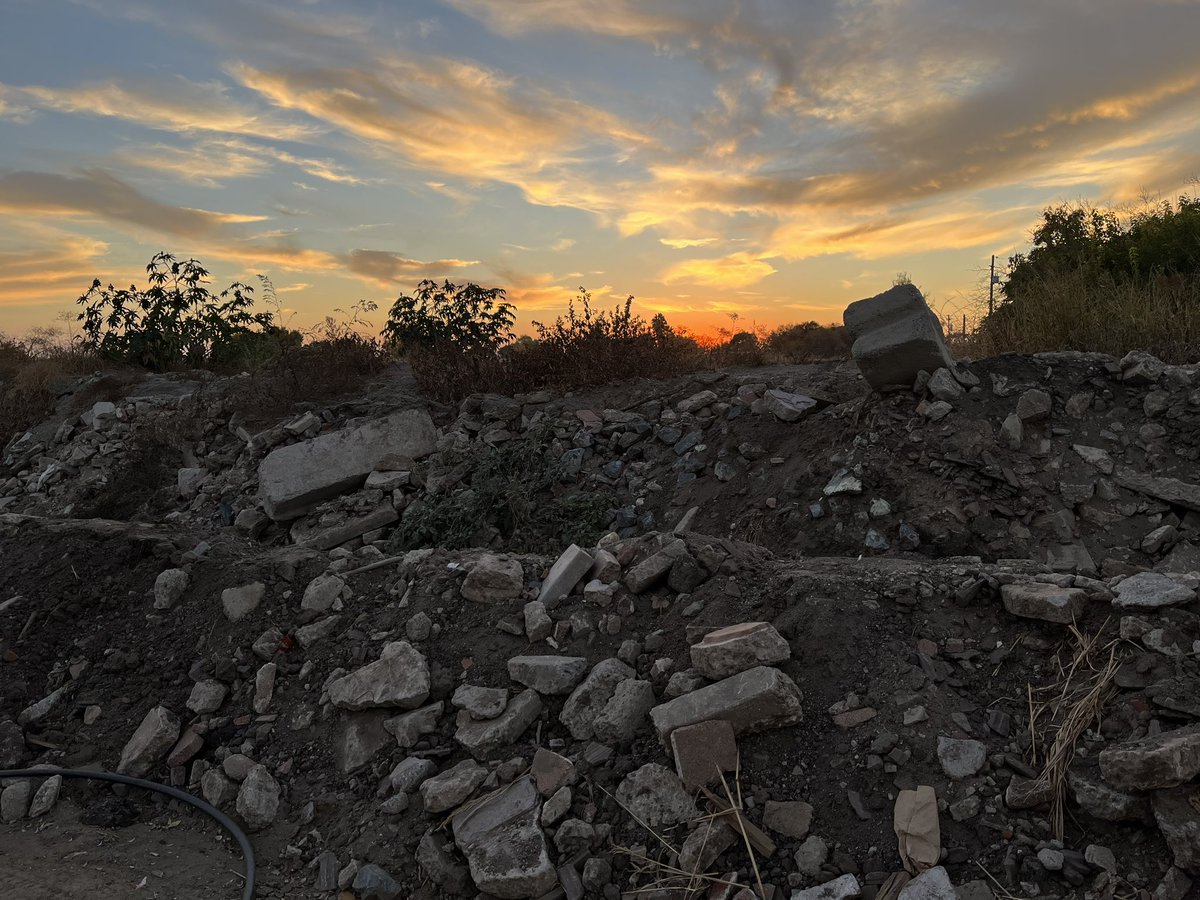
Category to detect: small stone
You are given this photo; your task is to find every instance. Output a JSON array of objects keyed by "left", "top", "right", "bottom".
[
  {"left": 153, "top": 568, "right": 189, "bottom": 610},
  {"left": 420, "top": 759, "right": 487, "bottom": 814},
  {"left": 352, "top": 863, "right": 402, "bottom": 900},
  {"left": 221, "top": 582, "right": 265, "bottom": 623},
  {"left": 1, "top": 781, "right": 32, "bottom": 822},
  {"left": 27, "top": 775, "right": 61, "bottom": 818},
  {"left": 507, "top": 655, "right": 588, "bottom": 695},
  {"left": 301, "top": 573, "right": 344, "bottom": 613},
  {"left": 937, "top": 736, "right": 986, "bottom": 779},
  {"left": 763, "top": 799, "right": 813, "bottom": 839},
  {"left": 186, "top": 680, "right": 228, "bottom": 715},
  {"left": 1036, "top": 848, "right": 1064, "bottom": 871},
  {"left": 670, "top": 719, "right": 738, "bottom": 790},
  {"left": 405, "top": 611, "right": 432, "bottom": 641},
  {"left": 614, "top": 763, "right": 698, "bottom": 827},
  {"left": 462, "top": 554, "right": 525, "bottom": 603},
  {"left": 1084, "top": 844, "right": 1116, "bottom": 873},
  {"left": 690, "top": 622, "right": 790, "bottom": 680},
  {"left": 1001, "top": 582, "right": 1088, "bottom": 624},
  {"left": 327, "top": 641, "right": 430, "bottom": 711},
  {"left": 117, "top": 705, "right": 180, "bottom": 777},
  {"left": 532, "top": 748, "right": 576, "bottom": 797},
  {"left": 794, "top": 834, "right": 829, "bottom": 877},
  {"left": 1099, "top": 723, "right": 1200, "bottom": 791},
  {"left": 235, "top": 765, "right": 280, "bottom": 831},
  {"left": 1113, "top": 572, "right": 1196, "bottom": 611},
  {"left": 593, "top": 679, "right": 655, "bottom": 743},
  {"left": 1016, "top": 389, "right": 1051, "bottom": 421},
  {"left": 898, "top": 866, "right": 956, "bottom": 900},
  {"left": 386, "top": 757, "right": 436, "bottom": 794},
  {"left": 452, "top": 684, "right": 509, "bottom": 720}
]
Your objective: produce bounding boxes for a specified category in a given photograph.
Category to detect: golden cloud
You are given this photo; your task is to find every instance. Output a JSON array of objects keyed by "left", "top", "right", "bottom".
[{"left": 659, "top": 251, "right": 778, "bottom": 288}]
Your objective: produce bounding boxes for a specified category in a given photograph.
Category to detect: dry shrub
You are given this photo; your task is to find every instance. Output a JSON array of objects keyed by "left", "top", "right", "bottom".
[
  {"left": 409, "top": 297, "right": 711, "bottom": 403},
  {"left": 0, "top": 332, "right": 100, "bottom": 446},
  {"left": 979, "top": 267, "right": 1200, "bottom": 362},
  {"left": 762, "top": 322, "right": 851, "bottom": 363},
  {"left": 228, "top": 335, "right": 392, "bottom": 423}
]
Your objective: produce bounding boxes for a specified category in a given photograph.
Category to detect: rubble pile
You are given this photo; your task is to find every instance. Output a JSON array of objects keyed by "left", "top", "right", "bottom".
[{"left": 1, "top": 287, "right": 1199, "bottom": 899}]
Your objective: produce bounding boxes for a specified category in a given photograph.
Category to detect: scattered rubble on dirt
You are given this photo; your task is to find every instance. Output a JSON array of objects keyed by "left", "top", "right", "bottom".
[{"left": 3, "top": 291, "right": 1200, "bottom": 898}]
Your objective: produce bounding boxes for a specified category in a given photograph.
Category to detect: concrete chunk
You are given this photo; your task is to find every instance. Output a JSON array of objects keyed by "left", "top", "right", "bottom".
[
  {"left": 1001, "top": 582, "right": 1088, "bottom": 624},
  {"left": 117, "top": 705, "right": 180, "bottom": 777},
  {"left": 259, "top": 409, "right": 436, "bottom": 520},
  {"left": 1099, "top": 724, "right": 1200, "bottom": 791},
  {"left": 537, "top": 544, "right": 593, "bottom": 604},
  {"left": 650, "top": 666, "right": 803, "bottom": 743},
  {"left": 328, "top": 641, "right": 430, "bottom": 711},
  {"left": 843, "top": 284, "right": 955, "bottom": 390},
  {"left": 690, "top": 622, "right": 790, "bottom": 679}
]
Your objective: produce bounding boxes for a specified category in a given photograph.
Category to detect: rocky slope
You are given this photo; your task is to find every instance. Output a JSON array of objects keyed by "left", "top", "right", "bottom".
[{"left": 1, "top": 346, "right": 1199, "bottom": 900}]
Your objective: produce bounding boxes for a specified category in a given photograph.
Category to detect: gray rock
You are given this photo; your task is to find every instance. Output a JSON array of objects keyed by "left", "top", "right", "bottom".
[
  {"left": 201, "top": 769, "right": 238, "bottom": 808},
  {"left": 540, "top": 785, "right": 570, "bottom": 826},
  {"left": 793, "top": 834, "right": 829, "bottom": 877},
  {"left": 455, "top": 689, "right": 542, "bottom": 758},
  {"left": 259, "top": 409, "right": 436, "bottom": 520},
  {"left": 592, "top": 679, "right": 655, "bottom": 743},
  {"left": 383, "top": 702, "right": 444, "bottom": 748},
  {"left": 462, "top": 554, "right": 524, "bottom": 603},
  {"left": 1036, "top": 848, "right": 1064, "bottom": 871},
  {"left": 417, "top": 831, "right": 470, "bottom": 893},
  {"left": 1113, "top": 572, "right": 1197, "bottom": 610},
  {"left": 614, "top": 763, "right": 698, "bottom": 827},
  {"left": 27, "top": 775, "right": 61, "bottom": 818},
  {"left": 153, "top": 568, "right": 189, "bottom": 610},
  {"left": 560, "top": 658, "right": 636, "bottom": 740},
  {"left": 791, "top": 873, "right": 861, "bottom": 900},
  {"left": 824, "top": 469, "right": 863, "bottom": 496},
  {"left": 386, "top": 757, "right": 437, "bottom": 794},
  {"left": 1001, "top": 582, "right": 1088, "bottom": 624},
  {"left": 537, "top": 544, "right": 593, "bottom": 604},
  {"left": 1068, "top": 770, "right": 1152, "bottom": 821},
  {"left": 235, "top": 765, "right": 280, "bottom": 831},
  {"left": 928, "top": 368, "right": 964, "bottom": 401},
  {"left": 1114, "top": 468, "right": 1200, "bottom": 513},
  {"left": 253, "top": 663, "right": 276, "bottom": 714},
  {"left": 0, "top": 719, "right": 26, "bottom": 769},
  {"left": 405, "top": 611, "right": 432, "bottom": 641},
  {"left": 1100, "top": 724, "right": 1200, "bottom": 791},
  {"left": 177, "top": 466, "right": 205, "bottom": 498},
  {"left": 936, "top": 736, "right": 986, "bottom": 779},
  {"left": 842, "top": 283, "right": 954, "bottom": 391},
  {"left": 117, "top": 705, "right": 180, "bottom": 777},
  {"left": 650, "top": 665, "right": 804, "bottom": 743},
  {"left": 898, "top": 866, "right": 956, "bottom": 900},
  {"left": 763, "top": 388, "right": 818, "bottom": 422},
  {"left": 353, "top": 863, "right": 402, "bottom": 900},
  {"left": 186, "top": 680, "right": 228, "bottom": 715},
  {"left": 1, "top": 781, "right": 31, "bottom": 823},
  {"left": 678, "top": 819, "right": 737, "bottom": 873},
  {"left": 1153, "top": 786, "right": 1200, "bottom": 874},
  {"left": 1000, "top": 413, "right": 1023, "bottom": 449},
  {"left": 624, "top": 551, "right": 674, "bottom": 594},
  {"left": 1084, "top": 844, "right": 1117, "bottom": 872},
  {"left": 420, "top": 759, "right": 487, "bottom": 814},
  {"left": 452, "top": 684, "right": 509, "bottom": 720},
  {"left": 507, "top": 655, "right": 588, "bottom": 695},
  {"left": 690, "top": 621, "right": 790, "bottom": 679},
  {"left": 301, "top": 573, "right": 344, "bottom": 613},
  {"left": 522, "top": 600, "right": 553, "bottom": 641},
  {"left": 532, "top": 747, "right": 576, "bottom": 797},
  {"left": 221, "top": 582, "right": 265, "bottom": 623},
  {"left": 295, "top": 614, "right": 341, "bottom": 649},
  {"left": 336, "top": 711, "right": 392, "bottom": 775},
  {"left": 677, "top": 389, "right": 718, "bottom": 413},
  {"left": 328, "top": 641, "right": 430, "bottom": 710},
  {"left": 451, "top": 775, "right": 557, "bottom": 899},
  {"left": 1016, "top": 389, "right": 1051, "bottom": 421},
  {"left": 763, "top": 799, "right": 813, "bottom": 839}
]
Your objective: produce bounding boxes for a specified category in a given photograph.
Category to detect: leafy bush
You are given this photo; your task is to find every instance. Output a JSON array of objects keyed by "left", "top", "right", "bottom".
[
  {"left": 76, "top": 252, "right": 288, "bottom": 371},
  {"left": 382, "top": 280, "right": 515, "bottom": 354},
  {"left": 981, "top": 196, "right": 1200, "bottom": 362}
]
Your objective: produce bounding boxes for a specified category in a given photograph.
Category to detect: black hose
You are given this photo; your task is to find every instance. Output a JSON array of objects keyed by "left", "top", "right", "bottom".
[{"left": 0, "top": 767, "right": 255, "bottom": 900}]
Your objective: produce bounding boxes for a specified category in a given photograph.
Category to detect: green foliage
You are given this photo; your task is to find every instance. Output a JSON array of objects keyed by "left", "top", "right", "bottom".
[
  {"left": 982, "top": 195, "right": 1200, "bottom": 362},
  {"left": 392, "top": 424, "right": 614, "bottom": 551},
  {"left": 76, "top": 252, "right": 282, "bottom": 371},
  {"left": 382, "top": 280, "right": 515, "bottom": 354}
]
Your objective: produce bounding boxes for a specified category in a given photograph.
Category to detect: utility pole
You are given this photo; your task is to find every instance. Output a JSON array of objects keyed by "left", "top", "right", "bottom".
[{"left": 988, "top": 254, "right": 996, "bottom": 315}]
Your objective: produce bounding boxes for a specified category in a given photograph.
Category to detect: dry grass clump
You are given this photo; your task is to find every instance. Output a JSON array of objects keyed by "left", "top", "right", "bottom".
[
  {"left": 1025, "top": 621, "right": 1123, "bottom": 839},
  {"left": 0, "top": 331, "right": 100, "bottom": 445},
  {"left": 978, "top": 267, "right": 1200, "bottom": 363}
]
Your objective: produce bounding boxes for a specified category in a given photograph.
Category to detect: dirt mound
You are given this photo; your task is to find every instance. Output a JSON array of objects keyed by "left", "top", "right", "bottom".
[{"left": 2, "top": 351, "right": 1199, "bottom": 899}]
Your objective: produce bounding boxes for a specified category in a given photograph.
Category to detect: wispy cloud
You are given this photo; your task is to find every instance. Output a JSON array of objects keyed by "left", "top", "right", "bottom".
[
  {"left": 344, "top": 249, "right": 479, "bottom": 286},
  {"left": 660, "top": 251, "right": 778, "bottom": 288}
]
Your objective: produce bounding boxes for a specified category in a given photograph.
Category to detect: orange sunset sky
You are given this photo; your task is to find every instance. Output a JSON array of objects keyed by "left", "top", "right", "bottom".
[{"left": 2, "top": 0, "right": 1199, "bottom": 338}]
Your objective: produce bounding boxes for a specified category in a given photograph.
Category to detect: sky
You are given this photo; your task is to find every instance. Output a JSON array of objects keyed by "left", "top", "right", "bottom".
[{"left": 2, "top": 0, "right": 1199, "bottom": 339}]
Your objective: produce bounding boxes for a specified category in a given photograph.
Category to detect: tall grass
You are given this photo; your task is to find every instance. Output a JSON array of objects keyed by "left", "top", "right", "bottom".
[
  {"left": 978, "top": 267, "right": 1200, "bottom": 363},
  {"left": 0, "top": 330, "right": 101, "bottom": 445}
]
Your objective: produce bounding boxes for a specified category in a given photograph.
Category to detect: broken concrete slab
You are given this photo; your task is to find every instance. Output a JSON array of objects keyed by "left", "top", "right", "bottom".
[
  {"left": 1001, "top": 582, "right": 1088, "bottom": 624},
  {"left": 117, "top": 705, "right": 180, "bottom": 777},
  {"left": 842, "top": 284, "right": 955, "bottom": 391},
  {"left": 455, "top": 689, "right": 542, "bottom": 759},
  {"left": 650, "top": 665, "right": 803, "bottom": 743},
  {"left": 461, "top": 555, "right": 524, "bottom": 603},
  {"left": 690, "top": 621, "right": 791, "bottom": 679},
  {"left": 669, "top": 718, "right": 738, "bottom": 790},
  {"left": 259, "top": 408, "right": 436, "bottom": 521},
  {"left": 1113, "top": 572, "right": 1197, "bottom": 611},
  {"left": 507, "top": 656, "right": 588, "bottom": 695},
  {"left": 328, "top": 641, "right": 430, "bottom": 711},
  {"left": 537, "top": 544, "right": 593, "bottom": 605},
  {"left": 560, "top": 658, "right": 635, "bottom": 741},
  {"left": 614, "top": 762, "right": 698, "bottom": 827}
]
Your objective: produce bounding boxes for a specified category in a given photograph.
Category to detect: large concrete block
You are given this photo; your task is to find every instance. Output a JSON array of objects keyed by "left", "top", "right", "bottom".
[
  {"left": 259, "top": 409, "right": 436, "bottom": 521},
  {"left": 843, "top": 284, "right": 955, "bottom": 390}
]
